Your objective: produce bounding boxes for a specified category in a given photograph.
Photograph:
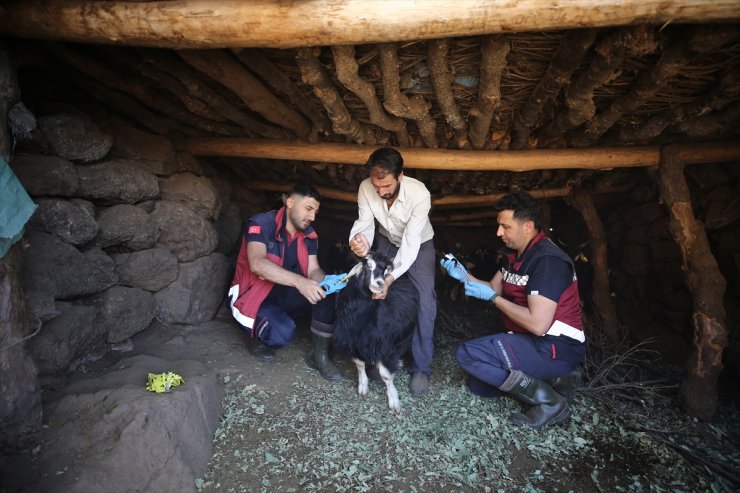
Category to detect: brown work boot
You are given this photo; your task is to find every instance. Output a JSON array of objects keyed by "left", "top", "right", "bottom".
[{"left": 409, "top": 372, "right": 430, "bottom": 397}]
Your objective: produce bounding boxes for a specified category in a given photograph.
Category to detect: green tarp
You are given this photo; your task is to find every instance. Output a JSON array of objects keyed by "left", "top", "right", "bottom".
[{"left": 0, "top": 157, "right": 36, "bottom": 259}]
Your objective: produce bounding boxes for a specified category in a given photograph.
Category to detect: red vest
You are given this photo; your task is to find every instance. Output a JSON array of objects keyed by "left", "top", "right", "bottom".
[
  {"left": 228, "top": 207, "right": 317, "bottom": 333},
  {"left": 500, "top": 231, "right": 584, "bottom": 334}
]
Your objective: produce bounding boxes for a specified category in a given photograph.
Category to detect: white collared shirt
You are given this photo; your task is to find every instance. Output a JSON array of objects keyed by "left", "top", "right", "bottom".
[{"left": 349, "top": 175, "right": 434, "bottom": 279}]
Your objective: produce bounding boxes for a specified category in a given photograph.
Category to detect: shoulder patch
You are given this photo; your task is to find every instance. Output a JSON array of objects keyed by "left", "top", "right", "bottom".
[{"left": 248, "top": 225, "right": 261, "bottom": 235}]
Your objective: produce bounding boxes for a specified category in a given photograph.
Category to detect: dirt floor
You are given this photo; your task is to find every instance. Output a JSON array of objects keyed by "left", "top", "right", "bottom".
[{"left": 2, "top": 300, "right": 739, "bottom": 492}]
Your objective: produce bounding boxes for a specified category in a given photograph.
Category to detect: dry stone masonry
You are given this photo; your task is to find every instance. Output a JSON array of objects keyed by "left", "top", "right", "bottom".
[{"left": 10, "top": 112, "right": 250, "bottom": 379}]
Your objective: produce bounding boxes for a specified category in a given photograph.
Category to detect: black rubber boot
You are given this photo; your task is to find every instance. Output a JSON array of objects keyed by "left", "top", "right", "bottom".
[
  {"left": 248, "top": 339, "right": 275, "bottom": 362},
  {"left": 499, "top": 369, "right": 570, "bottom": 429},
  {"left": 546, "top": 366, "right": 582, "bottom": 405},
  {"left": 305, "top": 332, "right": 342, "bottom": 381}
]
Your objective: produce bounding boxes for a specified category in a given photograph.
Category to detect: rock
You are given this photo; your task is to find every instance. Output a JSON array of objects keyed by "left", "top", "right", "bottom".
[
  {"left": 24, "top": 289, "right": 60, "bottom": 326},
  {"left": 22, "top": 231, "right": 118, "bottom": 299},
  {"left": 85, "top": 286, "right": 158, "bottom": 343},
  {"left": 30, "top": 355, "right": 222, "bottom": 493},
  {"left": 28, "top": 302, "right": 101, "bottom": 376},
  {"left": 176, "top": 151, "right": 204, "bottom": 175},
  {"left": 9, "top": 154, "right": 79, "bottom": 197},
  {"left": 77, "top": 159, "right": 159, "bottom": 204},
  {"left": 150, "top": 201, "right": 218, "bottom": 262},
  {"left": 111, "top": 248, "right": 179, "bottom": 291},
  {"left": 215, "top": 203, "right": 243, "bottom": 255},
  {"left": 107, "top": 118, "right": 177, "bottom": 175},
  {"left": 159, "top": 173, "right": 222, "bottom": 220},
  {"left": 38, "top": 114, "right": 113, "bottom": 162},
  {"left": 155, "top": 252, "right": 230, "bottom": 324},
  {"left": 96, "top": 204, "right": 158, "bottom": 250},
  {"left": 28, "top": 198, "right": 100, "bottom": 246}
]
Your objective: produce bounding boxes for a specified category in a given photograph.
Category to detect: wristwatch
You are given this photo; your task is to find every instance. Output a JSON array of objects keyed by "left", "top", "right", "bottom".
[{"left": 490, "top": 292, "right": 499, "bottom": 304}]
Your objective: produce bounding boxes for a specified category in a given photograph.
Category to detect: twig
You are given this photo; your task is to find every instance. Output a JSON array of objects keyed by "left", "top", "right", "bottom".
[{"left": 644, "top": 431, "right": 740, "bottom": 487}]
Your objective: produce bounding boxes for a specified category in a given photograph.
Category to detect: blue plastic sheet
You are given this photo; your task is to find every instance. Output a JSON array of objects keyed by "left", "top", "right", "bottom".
[{"left": 0, "top": 157, "right": 36, "bottom": 259}]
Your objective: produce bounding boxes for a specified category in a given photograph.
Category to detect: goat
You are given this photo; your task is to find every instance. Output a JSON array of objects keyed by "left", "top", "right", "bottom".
[{"left": 332, "top": 252, "right": 419, "bottom": 412}]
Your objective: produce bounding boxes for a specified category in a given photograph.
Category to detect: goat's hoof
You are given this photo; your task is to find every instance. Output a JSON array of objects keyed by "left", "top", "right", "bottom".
[{"left": 389, "top": 405, "right": 402, "bottom": 413}]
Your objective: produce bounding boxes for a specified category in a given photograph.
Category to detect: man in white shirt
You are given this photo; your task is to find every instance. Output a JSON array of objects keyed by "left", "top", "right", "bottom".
[{"left": 348, "top": 148, "right": 436, "bottom": 397}]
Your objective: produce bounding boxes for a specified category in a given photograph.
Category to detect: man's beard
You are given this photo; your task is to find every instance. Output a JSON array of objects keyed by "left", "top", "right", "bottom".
[{"left": 380, "top": 182, "right": 400, "bottom": 200}]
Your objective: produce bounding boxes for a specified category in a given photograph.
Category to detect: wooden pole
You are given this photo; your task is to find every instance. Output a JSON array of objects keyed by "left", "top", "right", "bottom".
[
  {"left": 655, "top": 144, "right": 728, "bottom": 420},
  {"left": 566, "top": 188, "right": 620, "bottom": 341},
  {"left": 187, "top": 138, "right": 740, "bottom": 171},
  {"left": 1, "top": 1, "right": 738, "bottom": 49}
]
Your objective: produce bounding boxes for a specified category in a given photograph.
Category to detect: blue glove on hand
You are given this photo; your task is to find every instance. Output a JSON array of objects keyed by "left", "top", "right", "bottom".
[
  {"left": 464, "top": 281, "right": 496, "bottom": 301},
  {"left": 440, "top": 254, "right": 468, "bottom": 282},
  {"left": 320, "top": 273, "right": 348, "bottom": 295}
]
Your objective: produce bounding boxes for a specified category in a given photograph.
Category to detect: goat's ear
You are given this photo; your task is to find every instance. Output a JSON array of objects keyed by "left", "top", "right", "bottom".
[
  {"left": 384, "top": 265, "right": 393, "bottom": 278},
  {"left": 347, "top": 262, "right": 364, "bottom": 278}
]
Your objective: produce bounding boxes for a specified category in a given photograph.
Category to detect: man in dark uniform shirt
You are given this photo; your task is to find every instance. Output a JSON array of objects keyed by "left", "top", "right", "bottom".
[{"left": 441, "top": 191, "right": 586, "bottom": 428}]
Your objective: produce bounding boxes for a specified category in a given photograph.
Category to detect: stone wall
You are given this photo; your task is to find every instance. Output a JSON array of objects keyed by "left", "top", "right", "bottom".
[
  {"left": 606, "top": 165, "right": 740, "bottom": 369},
  {"left": 9, "top": 113, "right": 264, "bottom": 382}
]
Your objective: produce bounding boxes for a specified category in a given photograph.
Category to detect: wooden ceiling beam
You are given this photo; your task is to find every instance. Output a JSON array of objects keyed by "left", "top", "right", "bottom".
[
  {"left": 188, "top": 138, "right": 740, "bottom": 171},
  {"left": 1, "top": 1, "right": 738, "bottom": 49}
]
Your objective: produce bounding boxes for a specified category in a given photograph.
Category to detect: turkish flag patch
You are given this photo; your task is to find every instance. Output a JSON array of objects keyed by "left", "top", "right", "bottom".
[{"left": 248, "top": 225, "right": 261, "bottom": 235}]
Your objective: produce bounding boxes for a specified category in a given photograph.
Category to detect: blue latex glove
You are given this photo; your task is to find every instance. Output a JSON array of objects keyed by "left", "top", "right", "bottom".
[
  {"left": 440, "top": 254, "right": 468, "bottom": 282},
  {"left": 319, "top": 273, "right": 349, "bottom": 295},
  {"left": 464, "top": 281, "right": 496, "bottom": 301}
]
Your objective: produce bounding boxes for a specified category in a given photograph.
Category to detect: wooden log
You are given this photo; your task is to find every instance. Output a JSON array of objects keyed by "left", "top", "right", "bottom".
[
  {"left": 185, "top": 138, "right": 740, "bottom": 171},
  {"left": 621, "top": 66, "right": 740, "bottom": 144},
  {"left": 512, "top": 29, "right": 598, "bottom": 150},
  {"left": 565, "top": 188, "right": 620, "bottom": 341},
  {"left": 139, "top": 49, "right": 291, "bottom": 140},
  {"left": 573, "top": 38, "right": 690, "bottom": 147},
  {"left": 233, "top": 48, "right": 329, "bottom": 136},
  {"left": 104, "top": 47, "right": 226, "bottom": 123},
  {"left": 539, "top": 26, "right": 657, "bottom": 147},
  {"left": 46, "top": 43, "right": 244, "bottom": 136},
  {"left": 58, "top": 65, "right": 173, "bottom": 135},
  {"left": 654, "top": 144, "right": 728, "bottom": 421},
  {"left": 378, "top": 43, "right": 437, "bottom": 148},
  {"left": 331, "top": 45, "right": 409, "bottom": 146},
  {"left": 428, "top": 39, "right": 470, "bottom": 149},
  {"left": 296, "top": 48, "right": 376, "bottom": 145},
  {"left": 469, "top": 36, "right": 510, "bottom": 150},
  {"left": 2, "top": 1, "right": 738, "bottom": 49},
  {"left": 680, "top": 100, "right": 740, "bottom": 139},
  {"left": 177, "top": 49, "right": 311, "bottom": 139}
]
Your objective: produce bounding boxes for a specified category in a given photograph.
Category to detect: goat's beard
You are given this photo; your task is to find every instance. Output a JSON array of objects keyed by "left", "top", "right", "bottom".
[{"left": 369, "top": 283, "right": 385, "bottom": 294}]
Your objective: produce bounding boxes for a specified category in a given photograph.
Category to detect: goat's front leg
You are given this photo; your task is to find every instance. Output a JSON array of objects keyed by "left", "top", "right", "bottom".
[
  {"left": 377, "top": 362, "right": 401, "bottom": 413},
  {"left": 352, "top": 358, "right": 368, "bottom": 398}
]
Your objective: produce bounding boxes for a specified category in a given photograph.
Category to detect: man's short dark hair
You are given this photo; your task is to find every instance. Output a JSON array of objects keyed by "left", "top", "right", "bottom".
[
  {"left": 366, "top": 147, "right": 403, "bottom": 179},
  {"left": 494, "top": 191, "right": 542, "bottom": 230},
  {"left": 288, "top": 183, "right": 322, "bottom": 202}
]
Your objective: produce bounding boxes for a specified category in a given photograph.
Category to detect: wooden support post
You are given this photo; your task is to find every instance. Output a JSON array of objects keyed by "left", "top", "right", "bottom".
[
  {"left": 565, "top": 188, "right": 620, "bottom": 341},
  {"left": 655, "top": 144, "right": 728, "bottom": 420}
]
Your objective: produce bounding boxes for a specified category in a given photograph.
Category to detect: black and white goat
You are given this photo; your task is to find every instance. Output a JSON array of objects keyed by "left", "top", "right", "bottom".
[{"left": 332, "top": 252, "right": 418, "bottom": 412}]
